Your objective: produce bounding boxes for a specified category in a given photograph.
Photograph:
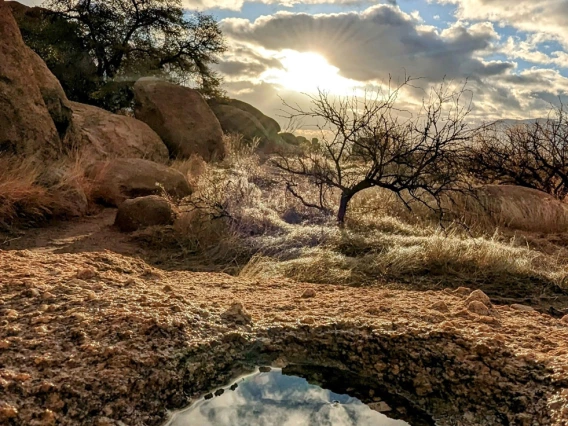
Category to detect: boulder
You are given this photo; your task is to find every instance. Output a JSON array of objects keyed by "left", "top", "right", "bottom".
[
  {"left": 0, "top": 1, "right": 61, "bottom": 158},
  {"left": 69, "top": 102, "right": 169, "bottom": 164},
  {"left": 133, "top": 79, "right": 225, "bottom": 161},
  {"left": 279, "top": 132, "right": 299, "bottom": 146},
  {"left": 26, "top": 46, "right": 72, "bottom": 138},
  {"left": 87, "top": 158, "right": 191, "bottom": 206},
  {"left": 209, "top": 103, "right": 271, "bottom": 145},
  {"left": 210, "top": 98, "right": 281, "bottom": 137},
  {"left": 114, "top": 196, "right": 174, "bottom": 232}
]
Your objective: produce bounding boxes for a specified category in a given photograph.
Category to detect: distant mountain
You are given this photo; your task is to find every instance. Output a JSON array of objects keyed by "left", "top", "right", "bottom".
[{"left": 495, "top": 118, "right": 548, "bottom": 127}]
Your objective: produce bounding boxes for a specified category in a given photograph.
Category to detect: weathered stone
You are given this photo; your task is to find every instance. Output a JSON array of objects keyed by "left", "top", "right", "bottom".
[
  {"left": 279, "top": 132, "right": 299, "bottom": 146},
  {"left": 301, "top": 289, "right": 316, "bottom": 298},
  {"left": 69, "top": 102, "right": 169, "bottom": 164},
  {"left": 213, "top": 98, "right": 280, "bottom": 136},
  {"left": 510, "top": 304, "right": 536, "bottom": 312},
  {"left": 0, "top": 2, "right": 61, "bottom": 158},
  {"left": 26, "top": 46, "right": 72, "bottom": 138},
  {"left": 221, "top": 303, "right": 252, "bottom": 325},
  {"left": 468, "top": 300, "right": 491, "bottom": 316},
  {"left": 87, "top": 158, "right": 191, "bottom": 206},
  {"left": 209, "top": 103, "right": 271, "bottom": 145},
  {"left": 133, "top": 79, "right": 225, "bottom": 161},
  {"left": 465, "top": 290, "right": 492, "bottom": 307},
  {"left": 429, "top": 301, "right": 450, "bottom": 313},
  {"left": 114, "top": 196, "right": 175, "bottom": 233},
  {"left": 453, "top": 287, "right": 472, "bottom": 296}
]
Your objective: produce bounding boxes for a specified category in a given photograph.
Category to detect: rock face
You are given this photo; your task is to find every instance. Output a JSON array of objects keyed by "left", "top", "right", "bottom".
[
  {"left": 209, "top": 103, "right": 271, "bottom": 145},
  {"left": 209, "top": 98, "right": 281, "bottom": 139},
  {"left": 133, "top": 79, "right": 225, "bottom": 161},
  {"left": 114, "top": 196, "right": 175, "bottom": 232},
  {"left": 25, "top": 46, "right": 73, "bottom": 138},
  {"left": 87, "top": 158, "right": 191, "bottom": 206},
  {"left": 69, "top": 102, "right": 169, "bottom": 164},
  {"left": 227, "top": 99, "right": 281, "bottom": 136},
  {"left": 0, "top": 1, "right": 61, "bottom": 158},
  {"left": 279, "top": 132, "right": 300, "bottom": 146}
]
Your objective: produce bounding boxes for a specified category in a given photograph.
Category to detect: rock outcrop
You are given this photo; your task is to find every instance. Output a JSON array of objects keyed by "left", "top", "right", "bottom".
[
  {"left": 69, "top": 102, "right": 169, "bottom": 164},
  {"left": 209, "top": 98, "right": 281, "bottom": 138},
  {"left": 133, "top": 79, "right": 225, "bottom": 161},
  {"left": 25, "top": 46, "right": 73, "bottom": 138},
  {"left": 114, "top": 196, "right": 175, "bottom": 232},
  {"left": 87, "top": 158, "right": 191, "bottom": 206},
  {"left": 279, "top": 132, "right": 300, "bottom": 146},
  {"left": 0, "top": 1, "right": 61, "bottom": 158},
  {"left": 209, "top": 103, "right": 272, "bottom": 145}
]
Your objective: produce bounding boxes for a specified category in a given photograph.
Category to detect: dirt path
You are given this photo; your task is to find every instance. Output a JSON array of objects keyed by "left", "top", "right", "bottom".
[
  {"left": 1, "top": 214, "right": 568, "bottom": 425},
  {"left": 0, "top": 209, "right": 141, "bottom": 256}
]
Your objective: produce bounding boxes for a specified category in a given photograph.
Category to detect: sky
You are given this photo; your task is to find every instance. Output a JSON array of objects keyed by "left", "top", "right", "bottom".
[{"left": 19, "top": 0, "right": 568, "bottom": 127}]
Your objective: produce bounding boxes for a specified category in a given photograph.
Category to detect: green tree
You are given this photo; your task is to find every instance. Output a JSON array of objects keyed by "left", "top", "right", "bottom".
[{"left": 26, "top": 0, "right": 226, "bottom": 109}]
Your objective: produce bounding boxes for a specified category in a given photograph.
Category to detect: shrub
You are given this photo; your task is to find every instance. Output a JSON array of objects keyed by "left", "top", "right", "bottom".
[{"left": 468, "top": 103, "right": 568, "bottom": 199}]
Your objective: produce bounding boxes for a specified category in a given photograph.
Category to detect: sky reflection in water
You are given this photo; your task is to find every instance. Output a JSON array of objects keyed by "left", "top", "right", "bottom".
[{"left": 168, "top": 369, "right": 409, "bottom": 426}]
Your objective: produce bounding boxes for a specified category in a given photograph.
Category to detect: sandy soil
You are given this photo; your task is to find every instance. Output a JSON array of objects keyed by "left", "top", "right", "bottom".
[{"left": 1, "top": 211, "right": 568, "bottom": 425}]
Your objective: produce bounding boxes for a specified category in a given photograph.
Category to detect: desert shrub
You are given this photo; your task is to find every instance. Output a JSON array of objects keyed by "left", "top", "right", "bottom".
[
  {"left": 468, "top": 104, "right": 568, "bottom": 199},
  {"left": 275, "top": 80, "right": 477, "bottom": 223}
]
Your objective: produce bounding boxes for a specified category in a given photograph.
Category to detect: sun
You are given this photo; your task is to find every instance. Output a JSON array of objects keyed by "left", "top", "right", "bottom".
[{"left": 261, "top": 50, "right": 360, "bottom": 95}]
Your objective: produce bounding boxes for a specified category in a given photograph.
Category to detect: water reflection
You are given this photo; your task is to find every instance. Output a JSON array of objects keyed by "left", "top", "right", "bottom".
[{"left": 167, "top": 369, "right": 410, "bottom": 426}]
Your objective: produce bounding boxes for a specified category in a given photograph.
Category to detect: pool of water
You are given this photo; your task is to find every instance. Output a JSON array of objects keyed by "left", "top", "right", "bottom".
[{"left": 166, "top": 366, "right": 433, "bottom": 426}]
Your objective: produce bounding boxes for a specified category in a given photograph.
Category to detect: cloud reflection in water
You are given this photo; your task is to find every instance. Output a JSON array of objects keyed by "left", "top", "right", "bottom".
[{"left": 168, "top": 369, "right": 409, "bottom": 426}]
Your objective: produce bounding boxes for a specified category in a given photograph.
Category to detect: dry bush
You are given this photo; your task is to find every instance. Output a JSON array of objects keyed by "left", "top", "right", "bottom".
[
  {"left": 138, "top": 133, "right": 568, "bottom": 293},
  {"left": 468, "top": 105, "right": 568, "bottom": 199},
  {"left": 170, "top": 154, "right": 207, "bottom": 187},
  {"left": 0, "top": 154, "right": 92, "bottom": 228}
]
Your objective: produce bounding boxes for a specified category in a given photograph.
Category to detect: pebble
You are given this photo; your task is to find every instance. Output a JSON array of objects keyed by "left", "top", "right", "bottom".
[
  {"left": 467, "top": 301, "right": 490, "bottom": 316},
  {"left": 301, "top": 289, "right": 316, "bottom": 298}
]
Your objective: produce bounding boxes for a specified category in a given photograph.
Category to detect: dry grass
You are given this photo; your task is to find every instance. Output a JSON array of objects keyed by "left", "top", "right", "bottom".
[
  {"left": 144, "top": 145, "right": 568, "bottom": 294},
  {"left": 0, "top": 154, "right": 93, "bottom": 228}
]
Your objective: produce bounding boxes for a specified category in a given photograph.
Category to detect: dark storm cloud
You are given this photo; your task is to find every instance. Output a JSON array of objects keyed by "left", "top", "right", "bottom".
[{"left": 221, "top": 4, "right": 514, "bottom": 83}]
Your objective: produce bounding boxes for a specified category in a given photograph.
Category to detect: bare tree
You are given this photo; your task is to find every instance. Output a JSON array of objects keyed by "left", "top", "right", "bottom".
[
  {"left": 273, "top": 79, "right": 477, "bottom": 224},
  {"left": 468, "top": 103, "right": 568, "bottom": 199}
]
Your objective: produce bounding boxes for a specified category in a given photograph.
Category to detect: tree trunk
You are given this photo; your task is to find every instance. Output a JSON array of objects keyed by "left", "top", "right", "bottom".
[
  {"left": 337, "top": 192, "right": 352, "bottom": 225},
  {"left": 337, "top": 180, "right": 373, "bottom": 224}
]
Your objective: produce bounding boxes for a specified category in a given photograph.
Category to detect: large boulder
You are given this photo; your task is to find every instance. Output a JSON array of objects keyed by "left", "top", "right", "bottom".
[
  {"left": 133, "top": 79, "right": 225, "bottom": 161},
  {"left": 279, "top": 132, "right": 300, "bottom": 146},
  {"left": 209, "top": 103, "right": 271, "bottom": 145},
  {"left": 87, "top": 158, "right": 191, "bottom": 206},
  {"left": 114, "top": 196, "right": 175, "bottom": 232},
  {"left": 210, "top": 98, "right": 281, "bottom": 137},
  {"left": 0, "top": 1, "right": 61, "bottom": 158},
  {"left": 69, "top": 102, "right": 169, "bottom": 164},
  {"left": 26, "top": 46, "right": 73, "bottom": 138}
]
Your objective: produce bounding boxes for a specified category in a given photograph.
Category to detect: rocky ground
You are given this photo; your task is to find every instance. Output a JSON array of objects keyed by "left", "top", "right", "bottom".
[{"left": 1, "top": 211, "right": 568, "bottom": 426}]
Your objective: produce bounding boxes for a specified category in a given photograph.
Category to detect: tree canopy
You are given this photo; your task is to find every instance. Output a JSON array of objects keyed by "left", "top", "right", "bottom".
[{"left": 19, "top": 0, "right": 226, "bottom": 109}]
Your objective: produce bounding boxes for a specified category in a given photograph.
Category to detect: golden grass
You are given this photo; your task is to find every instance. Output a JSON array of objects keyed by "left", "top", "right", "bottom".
[
  {"left": 0, "top": 154, "right": 92, "bottom": 228},
  {"left": 150, "top": 154, "right": 568, "bottom": 292},
  {"left": 240, "top": 224, "right": 566, "bottom": 289}
]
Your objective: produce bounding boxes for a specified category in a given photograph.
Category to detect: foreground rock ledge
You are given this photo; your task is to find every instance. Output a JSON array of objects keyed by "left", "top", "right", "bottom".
[{"left": 0, "top": 250, "right": 567, "bottom": 425}]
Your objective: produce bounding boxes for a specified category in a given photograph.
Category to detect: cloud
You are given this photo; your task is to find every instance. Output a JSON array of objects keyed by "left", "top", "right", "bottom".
[
  {"left": 181, "top": 0, "right": 373, "bottom": 12},
  {"left": 221, "top": 5, "right": 513, "bottom": 83},
  {"left": 437, "top": 0, "right": 568, "bottom": 47}
]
